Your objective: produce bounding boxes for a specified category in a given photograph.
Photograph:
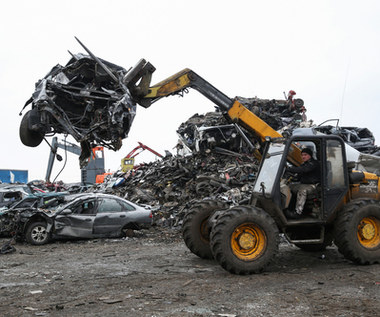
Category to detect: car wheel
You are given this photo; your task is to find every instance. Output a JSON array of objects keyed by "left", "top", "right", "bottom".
[
  {"left": 25, "top": 221, "right": 50, "bottom": 245},
  {"left": 19, "top": 109, "right": 44, "bottom": 147}
]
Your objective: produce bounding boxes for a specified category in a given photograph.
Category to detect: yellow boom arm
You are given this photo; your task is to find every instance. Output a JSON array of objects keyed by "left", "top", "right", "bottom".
[{"left": 125, "top": 62, "right": 301, "bottom": 165}]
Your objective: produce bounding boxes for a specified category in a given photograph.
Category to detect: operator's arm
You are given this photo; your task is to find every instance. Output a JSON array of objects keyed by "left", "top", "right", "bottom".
[
  {"left": 288, "top": 161, "right": 309, "bottom": 174},
  {"left": 287, "top": 160, "right": 319, "bottom": 175}
]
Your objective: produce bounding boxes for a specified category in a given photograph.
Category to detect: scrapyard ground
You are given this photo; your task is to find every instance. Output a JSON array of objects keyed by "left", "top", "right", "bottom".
[{"left": 1, "top": 227, "right": 379, "bottom": 317}]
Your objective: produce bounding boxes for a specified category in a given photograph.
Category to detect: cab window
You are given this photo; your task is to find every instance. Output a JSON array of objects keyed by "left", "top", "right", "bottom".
[{"left": 326, "top": 140, "right": 345, "bottom": 188}]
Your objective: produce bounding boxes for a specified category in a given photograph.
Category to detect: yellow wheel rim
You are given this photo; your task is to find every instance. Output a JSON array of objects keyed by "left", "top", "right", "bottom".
[
  {"left": 231, "top": 223, "right": 266, "bottom": 261},
  {"left": 357, "top": 217, "right": 380, "bottom": 249}
]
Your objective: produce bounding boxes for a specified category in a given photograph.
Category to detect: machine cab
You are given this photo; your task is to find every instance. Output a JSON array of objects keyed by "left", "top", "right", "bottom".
[{"left": 252, "top": 134, "right": 349, "bottom": 222}]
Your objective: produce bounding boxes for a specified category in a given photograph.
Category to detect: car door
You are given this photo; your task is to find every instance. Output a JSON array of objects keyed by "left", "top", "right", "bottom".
[
  {"left": 93, "top": 198, "right": 135, "bottom": 236},
  {"left": 54, "top": 199, "right": 98, "bottom": 238}
]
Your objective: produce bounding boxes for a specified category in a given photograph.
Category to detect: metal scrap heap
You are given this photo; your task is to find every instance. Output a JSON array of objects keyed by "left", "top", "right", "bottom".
[
  {"left": 99, "top": 103, "right": 308, "bottom": 227},
  {"left": 112, "top": 149, "right": 259, "bottom": 227}
]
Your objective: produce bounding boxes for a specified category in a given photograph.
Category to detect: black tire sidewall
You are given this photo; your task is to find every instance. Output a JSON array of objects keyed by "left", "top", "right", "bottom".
[
  {"left": 335, "top": 200, "right": 380, "bottom": 264},
  {"left": 182, "top": 200, "right": 228, "bottom": 259},
  {"left": 19, "top": 110, "right": 44, "bottom": 147}
]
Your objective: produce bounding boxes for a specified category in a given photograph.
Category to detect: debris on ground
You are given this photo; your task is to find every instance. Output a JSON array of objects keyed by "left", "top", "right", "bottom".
[{"left": 0, "top": 237, "right": 16, "bottom": 254}]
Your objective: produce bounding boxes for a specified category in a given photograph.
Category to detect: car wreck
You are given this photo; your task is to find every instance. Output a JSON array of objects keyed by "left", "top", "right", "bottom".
[
  {"left": 20, "top": 38, "right": 310, "bottom": 168},
  {"left": 314, "top": 120, "right": 380, "bottom": 155},
  {"left": 0, "top": 192, "right": 68, "bottom": 238},
  {"left": 0, "top": 193, "right": 153, "bottom": 245},
  {"left": 0, "top": 184, "right": 33, "bottom": 210},
  {"left": 19, "top": 52, "right": 140, "bottom": 166}
]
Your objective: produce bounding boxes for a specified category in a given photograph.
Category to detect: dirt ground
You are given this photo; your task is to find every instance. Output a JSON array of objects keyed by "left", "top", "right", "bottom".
[{"left": 0, "top": 227, "right": 379, "bottom": 317}]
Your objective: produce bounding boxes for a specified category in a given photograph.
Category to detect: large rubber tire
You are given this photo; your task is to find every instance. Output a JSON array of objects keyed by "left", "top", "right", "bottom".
[
  {"left": 210, "top": 206, "right": 279, "bottom": 274},
  {"left": 182, "top": 200, "right": 229, "bottom": 259},
  {"left": 25, "top": 222, "right": 51, "bottom": 245},
  {"left": 19, "top": 110, "right": 44, "bottom": 147},
  {"left": 295, "top": 227, "right": 334, "bottom": 252},
  {"left": 334, "top": 199, "right": 380, "bottom": 264}
]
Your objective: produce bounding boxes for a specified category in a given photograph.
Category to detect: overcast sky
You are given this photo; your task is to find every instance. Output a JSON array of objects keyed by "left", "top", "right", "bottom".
[{"left": 1, "top": 0, "right": 380, "bottom": 183}]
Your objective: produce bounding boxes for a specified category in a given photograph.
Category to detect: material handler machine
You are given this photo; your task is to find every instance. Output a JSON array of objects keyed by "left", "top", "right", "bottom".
[
  {"left": 46, "top": 136, "right": 105, "bottom": 185},
  {"left": 120, "top": 142, "right": 163, "bottom": 173}
]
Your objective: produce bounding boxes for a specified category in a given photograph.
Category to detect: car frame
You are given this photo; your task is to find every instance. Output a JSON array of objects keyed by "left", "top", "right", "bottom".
[{"left": 19, "top": 53, "right": 138, "bottom": 166}]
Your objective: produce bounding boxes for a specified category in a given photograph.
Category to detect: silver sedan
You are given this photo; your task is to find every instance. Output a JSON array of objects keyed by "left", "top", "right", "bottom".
[{"left": 25, "top": 193, "right": 153, "bottom": 245}]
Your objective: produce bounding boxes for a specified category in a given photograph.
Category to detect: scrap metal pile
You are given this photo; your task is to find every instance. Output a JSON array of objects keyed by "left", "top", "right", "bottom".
[
  {"left": 111, "top": 148, "right": 259, "bottom": 227},
  {"left": 93, "top": 97, "right": 380, "bottom": 228},
  {"left": 96, "top": 101, "right": 309, "bottom": 227},
  {"left": 236, "top": 90, "right": 307, "bottom": 132}
]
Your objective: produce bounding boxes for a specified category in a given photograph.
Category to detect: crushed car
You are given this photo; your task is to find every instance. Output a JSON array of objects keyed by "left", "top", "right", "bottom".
[
  {"left": 0, "top": 184, "right": 33, "bottom": 210},
  {"left": 0, "top": 191, "right": 69, "bottom": 237},
  {"left": 0, "top": 193, "right": 153, "bottom": 245},
  {"left": 314, "top": 120, "right": 380, "bottom": 155},
  {"left": 19, "top": 52, "right": 142, "bottom": 166}
]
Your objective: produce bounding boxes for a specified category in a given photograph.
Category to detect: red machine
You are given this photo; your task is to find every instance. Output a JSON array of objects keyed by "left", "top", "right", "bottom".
[{"left": 121, "top": 142, "right": 163, "bottom": 172}]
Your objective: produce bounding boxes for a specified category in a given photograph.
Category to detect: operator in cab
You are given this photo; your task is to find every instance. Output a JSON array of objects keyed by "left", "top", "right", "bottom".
[{"left": 286, "top": 147, "right": 320, "bottom": 218}]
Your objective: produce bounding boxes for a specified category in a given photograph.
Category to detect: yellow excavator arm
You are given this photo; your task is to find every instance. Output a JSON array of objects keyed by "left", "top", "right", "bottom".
[
  {"left": 124, "top": 60, "right": 301, "bottom": 165},
  {"left": 147, "top": 69, "right": 282, "bottom": 137}
]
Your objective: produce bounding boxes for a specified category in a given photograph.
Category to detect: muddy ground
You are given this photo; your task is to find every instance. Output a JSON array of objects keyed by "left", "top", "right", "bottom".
[{"left": 0, "top": 227, "right": 379, "bottom": 317}]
